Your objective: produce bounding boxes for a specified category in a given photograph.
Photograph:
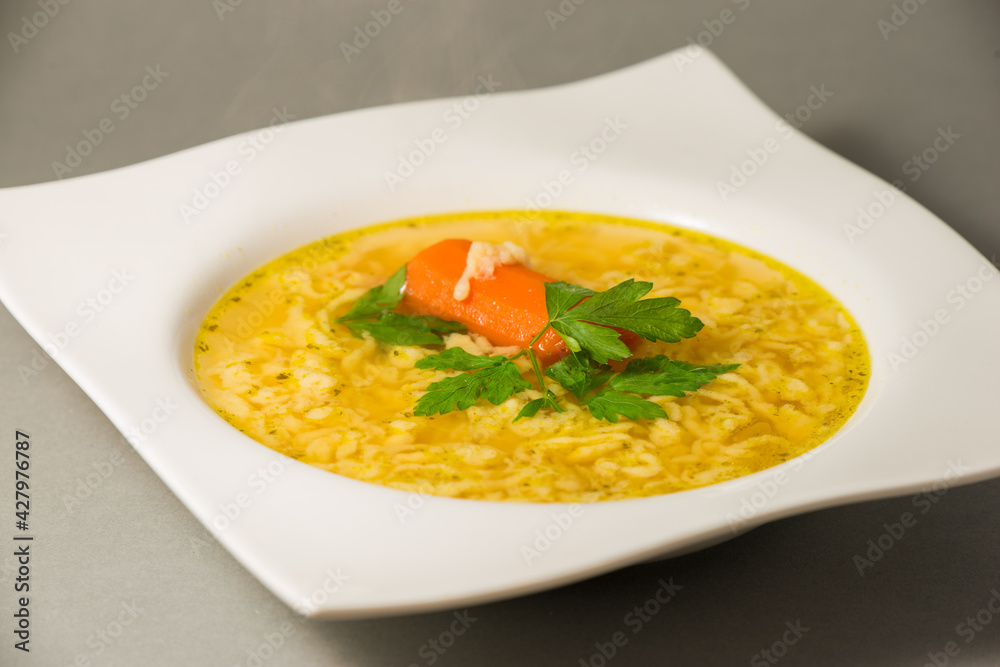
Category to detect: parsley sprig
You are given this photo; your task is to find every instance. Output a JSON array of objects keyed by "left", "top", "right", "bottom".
[
  {"left": 334, "top": 265, "right": 466, "bottom": 346},
  {"left": 334, "top": 267, "right": 738, "bottom": 422},
  {"left": 542, "top": 351, "right": 740, "bottom": 422},
  {"left": 411, "top": 348, "right": 533, "bottom": 415},
  {"left": 408, "top": 279, "right": 739, "bottom": 422},
  {"left": 545, "top": 279, "right": 704, "bottom": 362}
]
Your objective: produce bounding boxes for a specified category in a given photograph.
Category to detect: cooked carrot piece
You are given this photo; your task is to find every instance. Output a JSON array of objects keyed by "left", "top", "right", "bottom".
[{"left": 401, "top": 239, "right": 637, "bottom": 364}]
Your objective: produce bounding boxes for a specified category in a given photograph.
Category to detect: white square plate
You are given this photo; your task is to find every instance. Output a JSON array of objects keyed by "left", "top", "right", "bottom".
[{"left": 1, "top": 48, "right": 998, "bottom": 618}]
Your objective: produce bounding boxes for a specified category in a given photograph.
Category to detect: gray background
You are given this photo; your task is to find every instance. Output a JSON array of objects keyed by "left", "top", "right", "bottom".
[{"left": 1, "top": 1, "right": 999, "bottom": 665}]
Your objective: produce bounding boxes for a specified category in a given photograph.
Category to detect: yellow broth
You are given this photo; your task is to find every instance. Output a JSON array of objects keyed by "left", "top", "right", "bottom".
[{"left": 194, "top": 211, "right": 869, "bottom": 502}]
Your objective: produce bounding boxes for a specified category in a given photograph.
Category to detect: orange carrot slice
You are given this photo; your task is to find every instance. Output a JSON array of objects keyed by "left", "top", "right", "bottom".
[{"left": 401, "top": 239, "right": 637, "bottom": 365}]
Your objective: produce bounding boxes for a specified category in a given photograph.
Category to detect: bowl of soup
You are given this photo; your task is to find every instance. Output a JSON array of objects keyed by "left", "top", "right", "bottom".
[
  {"left": 0, "top": 47, "right": 997, "bottom": 618},
  {"left": 194, "top": 210, "right": 869, "bottom": 504}
]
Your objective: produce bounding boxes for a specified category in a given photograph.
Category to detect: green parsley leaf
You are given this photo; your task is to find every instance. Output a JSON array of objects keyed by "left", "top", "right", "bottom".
[
  {"left": 547, "top": 279, "right": 705, "bottom": 360},
  {"left": 346, "top": 313, "right": 450, "bottom": 346},
  {"left": 544, "top": 281, "right": 596, "bottom": 319},
  {"left": 514, "top": 392, "right": 565, "bottom": 421},
  {"left": 415, "top": 347, "right": 511, "bottom": 371},
  {"left": 609, "top": 356, "right": 740, "bottom": 396},
  {"left": 583, "top": 390, "right": 667, "bottom": 422},
  {"left": 338, "top": 264, "right": 407, "bottom": 321},
  {"left": 420, "top": 316, "right": 467, "bottom": 335},
  {"left": 549, "top": 318, "right": 631, "bottom": 363},
  {"left": 413, "top": 358, "right": 530, "bottom": 416},
  {"left": 544, "top": 281, "right": 631, "bottom": 362},
  {"left": 336, "top": 265, "right": 466, "bottom": 346},
  {"left": 545, "top": 351, "right": 612, "bottom": 401}
]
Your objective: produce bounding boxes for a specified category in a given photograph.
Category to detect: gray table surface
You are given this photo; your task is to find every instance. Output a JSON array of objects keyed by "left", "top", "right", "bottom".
[{"left": 1, "top": 1, "right": 999, "bottom": 665}]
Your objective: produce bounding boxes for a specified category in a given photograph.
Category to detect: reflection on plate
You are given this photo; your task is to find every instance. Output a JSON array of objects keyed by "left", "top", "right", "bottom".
[{"left": 0, "top": 47, "right": 998, "bottom": 618}]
